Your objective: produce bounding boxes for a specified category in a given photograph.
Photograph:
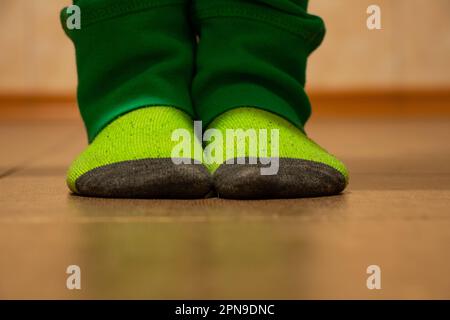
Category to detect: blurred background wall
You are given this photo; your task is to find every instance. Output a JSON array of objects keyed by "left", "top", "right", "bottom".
[{"left": 0, "top": 0, "right": 449, "bottom": 96}]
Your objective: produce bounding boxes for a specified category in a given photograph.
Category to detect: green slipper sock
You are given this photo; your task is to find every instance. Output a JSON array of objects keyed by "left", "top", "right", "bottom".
[
  {"left": 67, "top": 107, "right": 212, "bottom": 198},
  {"left": 205, "top": 108, "right": 348, "bottom": 199},
  {"left": 61, "top": 0, "right": 210, "bottom": 198}
]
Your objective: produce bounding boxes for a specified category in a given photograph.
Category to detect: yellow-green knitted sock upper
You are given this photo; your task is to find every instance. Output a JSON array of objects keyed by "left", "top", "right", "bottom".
[
  {"left": 205, "top": 107, "right": 349, "bottom": 181},
  {"left": 67, "top": 107, "right": 203, "bottom": 193}
]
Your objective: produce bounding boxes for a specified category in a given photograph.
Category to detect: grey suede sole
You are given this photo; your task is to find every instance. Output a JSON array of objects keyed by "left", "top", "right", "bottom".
[
  {"left": 75, "top": 158, "right": 213, "bottom": 199},
  {"left": 213, "top": 158, "right": 347, "bottom": 199}
]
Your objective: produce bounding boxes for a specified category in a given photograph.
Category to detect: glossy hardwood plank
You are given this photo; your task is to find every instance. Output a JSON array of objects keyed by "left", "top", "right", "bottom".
[{"left": 0, "top": 117, "right": 449, "bottom": 299}]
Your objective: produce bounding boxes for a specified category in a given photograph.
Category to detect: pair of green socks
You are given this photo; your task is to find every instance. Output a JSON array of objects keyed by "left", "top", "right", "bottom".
[{"left": 63, "top": 0, "right": 348, "bottom": 199}]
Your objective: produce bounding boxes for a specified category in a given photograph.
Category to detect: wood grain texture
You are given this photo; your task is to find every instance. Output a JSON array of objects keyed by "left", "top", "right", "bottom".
[{"left": 0, "top": 108, "right": 449, "bottom": 299}]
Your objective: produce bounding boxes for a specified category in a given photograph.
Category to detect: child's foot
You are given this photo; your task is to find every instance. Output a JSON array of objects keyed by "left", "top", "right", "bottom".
[
  {"left": 67, "top": 107, "right": 212, "bottom": 198},
  {"left": 206, "top": 108, "right": 348, "bottom": 199}
]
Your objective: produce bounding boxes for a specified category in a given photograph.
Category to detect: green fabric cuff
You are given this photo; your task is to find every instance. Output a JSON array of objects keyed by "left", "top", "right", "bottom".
[
  {"left": 62, "top": 0, "right": 186, "bottom": 31},
  {"left": 192, "top": 0, "right": 324, "bottom": 129},
  {"left": 61, "top": 0, "right": 195, "bottom": 142},
  {"left": 193, "top": 0, "right": 325, "bottom": 52}
]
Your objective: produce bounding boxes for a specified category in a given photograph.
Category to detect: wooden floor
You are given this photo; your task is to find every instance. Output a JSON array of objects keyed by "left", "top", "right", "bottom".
[{"left": 1, "top": 107, "right": 450, "bottom": 299}]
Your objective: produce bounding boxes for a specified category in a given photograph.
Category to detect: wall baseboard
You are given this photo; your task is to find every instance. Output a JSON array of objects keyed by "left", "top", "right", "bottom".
[
  {"left": 309, "top": 89, "right": 450, "bottom": 117},
  {"left": 0, "top": 90, "right": 449, "bottom": 120}
]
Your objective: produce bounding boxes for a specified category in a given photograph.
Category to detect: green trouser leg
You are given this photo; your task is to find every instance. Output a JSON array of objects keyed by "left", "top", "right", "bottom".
[
  {"left": 193, "top": 0, "right": 348, "bottom": 199},
  {"left": 192, "top": 0, "right": 326, "bottom": 129},
  {"left": 61, "top": 0, "right": 195, "bottom": 142},
  {"left": 61, "top": 0, "right": 212, "bottom": 198}
]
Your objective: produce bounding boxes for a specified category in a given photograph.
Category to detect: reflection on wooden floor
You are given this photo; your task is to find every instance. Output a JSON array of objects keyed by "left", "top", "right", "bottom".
[{"left": 0, "top": 102, "right": 450, "bottom": 299}]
